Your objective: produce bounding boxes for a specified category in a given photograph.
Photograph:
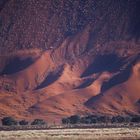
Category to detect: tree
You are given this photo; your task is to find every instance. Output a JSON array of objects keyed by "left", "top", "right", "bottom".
[
  {"left": 111, "top": 116, "right": 125, "bottom": 123},
  {"left": 1, "top": 117, "right": 18, "bottom": 126},
  {"left": 80, "top": 117, "right": 91, "bottom": 124},
  {"left": 96, "top": 116, "right": 111, "bottom": 123},
  {"left": 131, "top": 116, "right": 140, "bottom": 123},
  {"left": 31, "top": 119, "right": 46, "bottom": 125},
  {"left": 19, "top": 120, "right": 29, "bottom": 125},
  {"left": 80, "top": 115, "right": 97, "bottom": 124},
  {"left": 69, "top": 115, "right": 80, "bottom": 124},
  {"left": 90, "top": 116, "right": 97, "bottom": 124},
  {"left": 62, "top": 118, "right": 69, "bottom": 124}
]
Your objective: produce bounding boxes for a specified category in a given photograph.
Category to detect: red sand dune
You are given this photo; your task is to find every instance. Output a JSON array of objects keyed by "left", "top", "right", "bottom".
[
  {"left": 0, "top": 33, "right": 140, "bottom": 122},
  {"left": 0, "top": 0, "right": 140, "bottom": 123},
  {"left": 85, "top": 60, "right": 140, "bottom": 116},
  {"left": 0, "top": 33, "right": 140, "bottom": 123}
]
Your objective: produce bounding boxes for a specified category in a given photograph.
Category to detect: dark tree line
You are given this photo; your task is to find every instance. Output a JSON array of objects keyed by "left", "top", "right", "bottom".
[
  {"left": 1, "top": 115, "right": 140, "bottom": 127},
  {"left": 62, "top": 115, "right": 140, "bottom": 124},
  {"left": 1, "top": 117, "right": 47, "bottom": 126}
]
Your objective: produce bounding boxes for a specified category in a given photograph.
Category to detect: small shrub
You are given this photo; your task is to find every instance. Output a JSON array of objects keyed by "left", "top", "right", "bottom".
[
  {"left": 111, "top": 116, "right": 126, "bottom": 123},
  {"left": 80, "top": 115, "right": 96, "bottom": 124},
  {"left": 19, "top": 120, "right": 29, "bottom": 125},
  {"left": 80, "top": 117, "right": 92, "bottom": 124},
  {"left": 2, "top": 117, "right": 18, "bottom": 126},
  {"left": 69, "top": 115, "right": 80, "bottom": 124},
  {"left": 31, "top": 119, "right": 46, "bottom": 125},
  {"left": 62, "top": 118, "right": 69, "bottom": 124},
  {"left": 131, "top": 116, "right": 140, "bottom": 123}
]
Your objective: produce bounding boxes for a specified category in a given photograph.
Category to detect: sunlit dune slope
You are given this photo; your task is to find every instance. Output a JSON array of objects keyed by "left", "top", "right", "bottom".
[{"left": 85, "top": 59, "right": 140, "bottom": 116}]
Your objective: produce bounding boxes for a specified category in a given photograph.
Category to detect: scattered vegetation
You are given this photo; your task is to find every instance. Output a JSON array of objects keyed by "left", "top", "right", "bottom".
[
  {"left": 62, "top": 115, "right": 140, "bottom": 125},
  {"left": 2, "top": 117, "right": 18, "bottom": 126},
  {"left": 31, "top": 119, "right": 46, "bottom": 125},
  {"left": 19, "top": 120, "right": 29, "bottom": 125},
  {"left": 0, "top": 115, "right": 140, "bottom": 130},
  {"left": 131, "top": 116, "right": 140, "bottom": 123},
  {"left": 0, "top": 117, "right": 46, "bottom": 128}
]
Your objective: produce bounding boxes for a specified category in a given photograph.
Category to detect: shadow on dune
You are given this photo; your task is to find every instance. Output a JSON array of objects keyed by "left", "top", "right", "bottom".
[
  {"left": 102, "top": 54, "right": 140, "bottom": 92},
  {"left": 0, "top": 57, "right": 34, "bottom": 75},
  {"left": 84, "top": 92, "right": 103, "bottom": 107},
  {"left": 81, "top": 54, "right": 124, "bottom": 77},
  {"left": 101, "top": 65, "right": 132, "bottom": 92},
  {"left": 82, "top": 53, "right": 140, "bottom": 93},
  {"left": 35, "top": 66, "right": 64, "bottom": 90},
  {"left": 80, "top": 54, "right": 126, "bottom": 90}
]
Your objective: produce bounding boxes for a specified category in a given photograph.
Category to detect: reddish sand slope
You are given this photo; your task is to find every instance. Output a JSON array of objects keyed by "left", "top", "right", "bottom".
[
  {"left": 85, "top": 61, "right": 140, "bottom": 116},
  {"left": 0, "top": 35, "right": 140, "bottom": 122}
]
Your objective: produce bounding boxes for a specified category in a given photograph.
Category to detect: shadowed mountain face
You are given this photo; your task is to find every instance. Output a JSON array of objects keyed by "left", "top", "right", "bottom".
[
  {"left": 0, "top": 0, "right": 140, "bottom": 122},
  {"left": 0, "top": 0, "right": 140, "bottom": 53},
  {"left": 0, "top": 0, "right": 9, "bottom": 12}
]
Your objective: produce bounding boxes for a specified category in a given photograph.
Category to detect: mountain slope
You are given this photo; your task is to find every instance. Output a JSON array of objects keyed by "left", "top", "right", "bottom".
[
  {"left": 85, "top": 57, "right": 140, "bottom": 115},
  {"left": 0, "top": 0, "right": 140, "bottom": 122}
]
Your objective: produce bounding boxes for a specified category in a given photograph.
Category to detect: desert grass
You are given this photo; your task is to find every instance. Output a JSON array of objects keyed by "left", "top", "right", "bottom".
[{"left": 0, "top": 127, "right": 140, "bottom": 140}]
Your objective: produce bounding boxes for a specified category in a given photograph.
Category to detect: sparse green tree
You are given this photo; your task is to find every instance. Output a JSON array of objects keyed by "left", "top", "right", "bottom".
[
  {"left": 111, "top": 116, "right": 125, "bottom": 123},
  {"left": 131, "top": 116, "right": 140, "bottom": 123},
  {"left": 69, "top": 115, "right": 80, "bottom": 124},
  {"left": 62, "top": 118, "right": 69, "bottom": 124},
  {"left": 31, "top": 119, "right": 46, "bottom": 125},
  {"left": 1, "top": 117, "right": 18, "bottom": 126},
  {"left": 19, "top": 120, "right": 29, "bottom": 125}
]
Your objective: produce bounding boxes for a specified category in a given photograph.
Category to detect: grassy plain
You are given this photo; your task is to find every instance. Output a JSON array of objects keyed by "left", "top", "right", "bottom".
[{"left": 0, "top": 127, "right": 140, "bottom": 140}]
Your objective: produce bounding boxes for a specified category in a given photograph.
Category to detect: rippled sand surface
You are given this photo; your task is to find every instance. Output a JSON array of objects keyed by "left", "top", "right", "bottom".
[{"left": 0, "top": 127, "right": 140, "bottom": 140}]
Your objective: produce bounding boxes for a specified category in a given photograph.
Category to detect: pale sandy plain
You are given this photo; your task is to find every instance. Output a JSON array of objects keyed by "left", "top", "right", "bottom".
[{"left": 0, "top": 127, "right": 140, "bottom": 140}]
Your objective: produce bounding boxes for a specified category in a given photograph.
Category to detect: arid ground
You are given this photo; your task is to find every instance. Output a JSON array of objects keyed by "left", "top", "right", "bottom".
[{"left": 0, "top": 127, "right": 140, "bottom": 140}]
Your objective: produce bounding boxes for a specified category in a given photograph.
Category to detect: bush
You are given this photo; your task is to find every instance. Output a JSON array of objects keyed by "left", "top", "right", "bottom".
[
  {"left": 62, "top": 115, "right": 139, "bottom": 125},
  {"left": 97, "top": 116, "right": 107, "bottom": 123},
  {"left": 111, "top": 116, "right": 126, "bottom": 123},
  {"left": 80, "top": 117, "right": 91, "bottom": 124},
  {"left": 31, "top": 119, "right": 46, "bottom": 125},
  {"left": 19, "top": 120, "right": 29, "bottom": 125},
  {"left": 62, "top": 115, "right": 80, "bottom": 124},
  {"left": 80, "top": 115, "right": 97, "bottom": 124},
  {"left": 2, "top": 117, "right": 18, "bottom": 126},
  {"left": 62, "top": 118, "right": 69, "bottom": 124},
  {"left": 69, "top": 115, "right": 80, "bottom": 124},
  {"left": 131, "top": 116, "right": 140, "bottom": 123}
]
